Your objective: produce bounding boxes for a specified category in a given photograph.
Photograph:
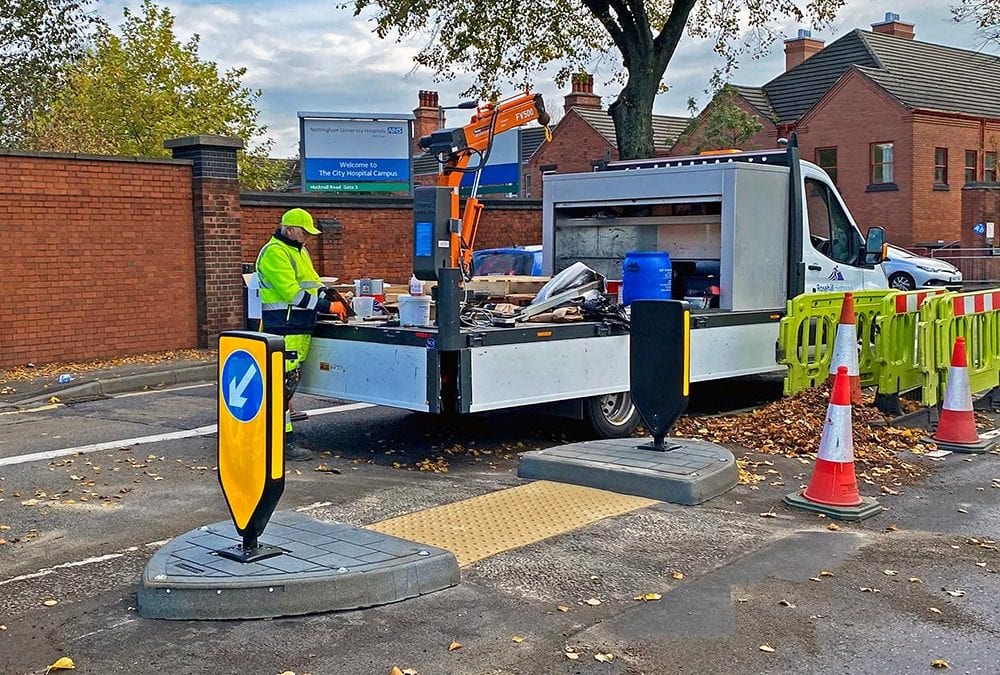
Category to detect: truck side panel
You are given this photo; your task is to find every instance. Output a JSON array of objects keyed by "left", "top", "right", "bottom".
[
  {"left": 729, "top": 168, "right": 789, "bottom": 310},
  {"left": 468, "top": 336, "right": 630, "bottom": 412},
  {"left": 299, "top": 339, "right": 432, "bottom": 412},
  {"left": 690, "top": 322, "right": 783, "bottom": 381}
]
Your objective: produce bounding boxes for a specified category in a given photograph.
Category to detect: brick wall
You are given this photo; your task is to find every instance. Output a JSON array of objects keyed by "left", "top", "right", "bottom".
[
  {"left": 240, "top": 195, "right": 542, "bottom": 283},
  {"left": 525, "top": 111, "right": 614, "bottom": 198},
  {"left": 0, "top": 151, "right": 196, "bottom": 369},
  {"left": 796, "top": 72, "right": 915, "bottom": 246}
]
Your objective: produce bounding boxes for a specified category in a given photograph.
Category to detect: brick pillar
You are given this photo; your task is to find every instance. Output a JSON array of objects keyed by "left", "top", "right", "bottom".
[
  {"left": 413, "top": 90, "right": 441, "bottom": 153},
  {"left": 784, "top": 29, "right": 824, "bottom": 71},
  {"left": 961, "top": 184, "right": 1000, "bottom": 248},
  {"left": 164, "top": 134, "right": 244, "bottom": 348},
  {"left": 564, "top": 73, "right": 602, "bottom": 114},
  {"left": 872, "top": 13, "right": 915, "bottom": 40}
]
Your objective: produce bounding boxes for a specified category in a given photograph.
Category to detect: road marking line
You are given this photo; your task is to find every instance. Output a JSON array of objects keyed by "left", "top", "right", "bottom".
[
  {"left": 295, "top": 501, "right": 334, "bottom": 512},
  {"left": 0, "top": 402, "right": 374, "bottom": 467},
  {"left": 0, "top": 552, "right": 128, "bottom": 587},
  {"left": 114, "top": 382, "right": 214, "bottom": 399},
  {"left": 71, "top": 617, "right": 138, "bottom": 642},
  {"left": 0, "top": 403, "right": 62, "bottom": 416}
]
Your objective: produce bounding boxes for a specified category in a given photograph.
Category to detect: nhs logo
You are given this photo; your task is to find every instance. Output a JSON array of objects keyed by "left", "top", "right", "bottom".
[{"left": 387, "top": 126, "right": 404, "bottom": 135}]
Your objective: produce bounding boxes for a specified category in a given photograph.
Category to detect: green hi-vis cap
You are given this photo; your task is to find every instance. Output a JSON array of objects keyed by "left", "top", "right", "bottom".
[{"left": 281, "top": 208, "right": 321, "bottom": 235}]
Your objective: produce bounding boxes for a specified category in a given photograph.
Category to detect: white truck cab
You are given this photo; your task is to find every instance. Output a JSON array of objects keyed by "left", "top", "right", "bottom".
[{"left": 800, "top": 161, "right": 888, "bottom": 293}]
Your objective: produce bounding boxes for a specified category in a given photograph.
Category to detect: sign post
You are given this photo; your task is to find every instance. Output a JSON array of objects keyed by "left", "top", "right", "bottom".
[{"left": 217, "top": 331, "right": 286, "bottom": 562}]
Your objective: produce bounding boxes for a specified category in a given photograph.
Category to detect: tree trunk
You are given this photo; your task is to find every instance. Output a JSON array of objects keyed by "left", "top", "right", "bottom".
[{"left": 609, "top": 62, "right": 665, "bottom": 160}]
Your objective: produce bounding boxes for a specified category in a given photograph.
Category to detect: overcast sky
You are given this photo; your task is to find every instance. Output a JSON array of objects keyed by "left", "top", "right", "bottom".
[{"left": 96, "top": 1, "right": 995, "bottom": 157}]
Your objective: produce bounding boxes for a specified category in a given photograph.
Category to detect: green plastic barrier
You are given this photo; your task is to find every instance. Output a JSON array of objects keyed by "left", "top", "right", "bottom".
[
  {"left": 874, "top": 289, "right": 947, "bottom": 403},
  {"left": 779, "top": 290, "right": 893, "bottom": 396},
  {"left": 931, "top": 289, "right": 1000, "bottom": 398},
  {"left": 918, "top": 293, "right": 948, "bottom": 406}
]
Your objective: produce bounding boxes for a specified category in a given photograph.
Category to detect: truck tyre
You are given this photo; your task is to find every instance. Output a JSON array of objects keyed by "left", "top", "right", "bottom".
[
  {"left": 584, "top": 392, "right": 640, "bottom": 439},
  {"left": 888, "top": 272, "right": 916, "bottom": 291}
]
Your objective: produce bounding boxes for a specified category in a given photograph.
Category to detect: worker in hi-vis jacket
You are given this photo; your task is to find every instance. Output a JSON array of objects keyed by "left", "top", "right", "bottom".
[{"left": 254, "top": 208, "right": 346, "bottom": 461}]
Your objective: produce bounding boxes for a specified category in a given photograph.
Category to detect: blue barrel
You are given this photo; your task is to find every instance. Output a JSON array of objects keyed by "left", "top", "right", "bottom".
[{"left": 622, "top": 251, "right": 672, "bottom": 306}]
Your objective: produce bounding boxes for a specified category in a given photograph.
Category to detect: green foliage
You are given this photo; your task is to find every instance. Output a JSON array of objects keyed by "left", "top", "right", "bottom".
[
  {"left": 682, "top": 84, "right": 763, "bottom": 151},
  {"left": 952, "top": 0, "right": 1000, "bottom": 43},
  {"left": 0, "top": 0, "right": 103, "bottom": 147},
  {"left": 32, "top": 0, "right": 282, "bottom": 190},
  {"left": 348, "top": 0, "right": 846, "bottom": 159}
]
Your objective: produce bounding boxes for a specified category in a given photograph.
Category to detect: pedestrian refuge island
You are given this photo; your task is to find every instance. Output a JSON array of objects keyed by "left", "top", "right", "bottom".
[{"left": 137, "top": 331, "right": 458, "bottom": 620}]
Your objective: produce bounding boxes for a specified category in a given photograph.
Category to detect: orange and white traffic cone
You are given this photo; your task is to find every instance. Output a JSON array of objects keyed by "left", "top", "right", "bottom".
[
  {"left": 785, "top": 365, "right": 882, "bottom": 521},
  {"left": 828, "top": 292, "right": 863, "bottom": 405},
  {"left": 927, "top": 336, "right": 997, "bottom": 453}
]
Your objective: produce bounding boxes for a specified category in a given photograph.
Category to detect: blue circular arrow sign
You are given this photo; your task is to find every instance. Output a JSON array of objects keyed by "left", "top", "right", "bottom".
[{"left": 221, "top": 349, "right": 264, "bottom": 423}]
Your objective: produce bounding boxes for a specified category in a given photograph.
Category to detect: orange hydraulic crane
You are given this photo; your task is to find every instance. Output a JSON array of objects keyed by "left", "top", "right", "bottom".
[{"left": 418, "top": 91, "right": 551, "bottom": 278}]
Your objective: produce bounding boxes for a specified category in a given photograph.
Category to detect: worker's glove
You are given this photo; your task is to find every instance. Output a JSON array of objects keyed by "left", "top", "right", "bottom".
[{"left": 329, "top": 300, "right": 348, "bottom": 321}]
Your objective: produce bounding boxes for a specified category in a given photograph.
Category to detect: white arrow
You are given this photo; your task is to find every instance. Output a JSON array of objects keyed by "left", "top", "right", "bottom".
[{"left": 228, "top": 362, "right": 258, "bottom": 409}]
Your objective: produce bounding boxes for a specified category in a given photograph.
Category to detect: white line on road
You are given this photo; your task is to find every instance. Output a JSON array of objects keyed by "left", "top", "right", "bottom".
[
  {"left": 2, "top": 539, "right": 169, "bottom": 589},
  {"left": 0, "top": 402, "right": 375, "bottom": 467},
  {"left": 295, "top": 501, "right": 334, "bottom": 512},
  {"left": 114, "top": 382, "right": 214, "bottom": 399}
]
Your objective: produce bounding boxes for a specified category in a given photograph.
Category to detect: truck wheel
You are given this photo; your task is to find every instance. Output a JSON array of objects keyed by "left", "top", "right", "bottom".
[
  {"left": 584, "top": 392, "right": 640, "bottom": 439},
  {"left": 888, "top": 272, "right": 916, "bottom": 291}
]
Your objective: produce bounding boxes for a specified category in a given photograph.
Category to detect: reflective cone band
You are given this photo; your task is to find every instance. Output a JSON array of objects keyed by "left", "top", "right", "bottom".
[
  {"left": 828, "top": 292, "right": 862, "bottom": 405},
  {"left": 933, "top": 336, "right": 979, "bottom": 445},
  {"left": 802, "top": 366, "right": 863, "bottom": 508}
]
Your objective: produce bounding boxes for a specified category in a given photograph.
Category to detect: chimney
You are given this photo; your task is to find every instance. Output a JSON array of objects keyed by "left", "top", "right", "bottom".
[
  {"left": 784, "top": 28, "right": 825, "bottom": 71},
  {"left": 413, "top": 90, "right": 440, "bottom": 153},
  {"left": 564, "top": 73, "right": 602, "bottom": 114},
  {"left": 872, "top": 12, "right": 914, "bottom": 39}
]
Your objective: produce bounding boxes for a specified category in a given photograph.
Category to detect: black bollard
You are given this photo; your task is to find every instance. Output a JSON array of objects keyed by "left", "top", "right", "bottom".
[{"left": 629, "top": 300, "right": 690, "bottom": 451}]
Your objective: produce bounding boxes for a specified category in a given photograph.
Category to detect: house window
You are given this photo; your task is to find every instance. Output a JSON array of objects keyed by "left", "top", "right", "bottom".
[
  {"left": 987, "top": 152, "right": 998, "bottom": 182},
  {"left": 934, "top": 148, "right": 948, "bottom": 185},
  {"left": 815, "top": 147, "right": 837, "bottom": 184},
  {"left": 965, "top": 150, "right": 978, "bottom": 183},
  {"left": 870, "top": 142, "right": 894, "bottom": 184}
]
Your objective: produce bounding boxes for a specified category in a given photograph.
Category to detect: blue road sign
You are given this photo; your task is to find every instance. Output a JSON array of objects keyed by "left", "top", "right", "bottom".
[
  {"left": 974, "top": 222, "right": 986, "bottom": 235},
  {"left": 221, "top": 349, "right": 264, "bottom": 423}
]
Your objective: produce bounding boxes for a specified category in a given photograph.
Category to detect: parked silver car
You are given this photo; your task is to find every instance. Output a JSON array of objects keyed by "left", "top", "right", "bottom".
[{"left": 881, "top": 245, "right": 962, "bottom": 291}]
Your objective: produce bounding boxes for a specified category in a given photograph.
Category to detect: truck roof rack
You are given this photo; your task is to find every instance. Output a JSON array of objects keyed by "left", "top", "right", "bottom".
[{"left": 597, "top": 149, "right": 790, "bottom": 172}]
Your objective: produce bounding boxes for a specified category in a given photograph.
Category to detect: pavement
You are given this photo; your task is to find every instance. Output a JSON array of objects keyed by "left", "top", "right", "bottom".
[{"left": 0, "top": 354, "right": 217, "bottom": 410}]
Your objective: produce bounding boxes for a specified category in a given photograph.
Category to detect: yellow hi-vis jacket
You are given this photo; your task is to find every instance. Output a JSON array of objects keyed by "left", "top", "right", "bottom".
[{"left": 255, "top": 229, "right": 331, "bottom": 335}]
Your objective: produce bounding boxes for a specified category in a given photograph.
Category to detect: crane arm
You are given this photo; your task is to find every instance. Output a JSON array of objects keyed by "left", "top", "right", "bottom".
[{"left": 417, "top": 91, "right": 551, "bottom": 276}]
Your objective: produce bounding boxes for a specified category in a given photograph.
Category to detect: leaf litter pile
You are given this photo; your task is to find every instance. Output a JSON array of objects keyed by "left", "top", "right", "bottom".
[{"left": 671, "top": 385, "right": 984, "bottom": 491}]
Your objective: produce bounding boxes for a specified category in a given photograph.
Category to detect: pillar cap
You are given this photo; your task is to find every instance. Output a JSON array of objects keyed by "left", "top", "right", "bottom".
[{"left": 164, "top": 135, "right": 244, "bottom": 150}]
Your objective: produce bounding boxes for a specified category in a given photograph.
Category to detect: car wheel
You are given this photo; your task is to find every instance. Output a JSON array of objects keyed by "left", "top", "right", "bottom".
[
  {"left": 583, "top": 392, "right": 640, "bottom": 439},
  {"left": 888, "top": 272, "right": 916, "bottom": 291}
]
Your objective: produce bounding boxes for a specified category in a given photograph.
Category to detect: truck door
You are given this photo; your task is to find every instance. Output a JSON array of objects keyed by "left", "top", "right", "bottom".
[{"left": 801, "top": 174, "right": 868, "bottom": 292}]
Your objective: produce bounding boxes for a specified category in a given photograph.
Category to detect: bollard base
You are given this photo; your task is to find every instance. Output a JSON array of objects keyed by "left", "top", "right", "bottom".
[
  {"left": 518, "top": 437, "right": 737, "bottom": 506},
  {"left": 216, "top": 543, "right": 285, "bottom": 564},
  {"left": 138, "top": 511, "right": 459, "bottom": 620},
  {"left": 783, "top": 491, "right": 883, "bottom": 521}
]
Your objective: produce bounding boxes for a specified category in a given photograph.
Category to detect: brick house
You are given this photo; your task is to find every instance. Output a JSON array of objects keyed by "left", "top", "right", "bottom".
[
  {"left": 523, "top": 74, "right": 688, "bottom": 198},
  {"left": 681, "top": 14, "right": 1000, "bottom": 251}
]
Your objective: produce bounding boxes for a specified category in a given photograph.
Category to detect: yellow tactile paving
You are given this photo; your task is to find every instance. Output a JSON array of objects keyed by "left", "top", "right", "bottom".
[{"left": 366, "top": 480, "right": 657, "bottom": 567}]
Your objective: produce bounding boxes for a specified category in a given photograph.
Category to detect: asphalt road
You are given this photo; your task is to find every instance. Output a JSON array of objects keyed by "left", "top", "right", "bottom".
[{"left": 0, "top": 381, "right": 998, "bottom": 675}]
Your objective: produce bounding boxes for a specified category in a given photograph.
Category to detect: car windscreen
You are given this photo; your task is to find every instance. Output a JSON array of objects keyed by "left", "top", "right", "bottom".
[{"left": 473, "top": 252, "right": 535, "bottom": 276}]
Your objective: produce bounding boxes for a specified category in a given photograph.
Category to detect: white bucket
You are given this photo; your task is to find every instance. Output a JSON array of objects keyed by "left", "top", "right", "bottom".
[
  {"left": 351, "top": 296, "right": 375, "bottom": 318},
  {"left": 398, "top": 294, "right": 432, "bottom": 326}
]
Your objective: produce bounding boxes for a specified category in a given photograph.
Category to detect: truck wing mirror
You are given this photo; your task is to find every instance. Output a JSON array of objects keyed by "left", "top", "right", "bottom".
[{"left": 864, "top": 226, "right": 886, "bottom": 265}]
